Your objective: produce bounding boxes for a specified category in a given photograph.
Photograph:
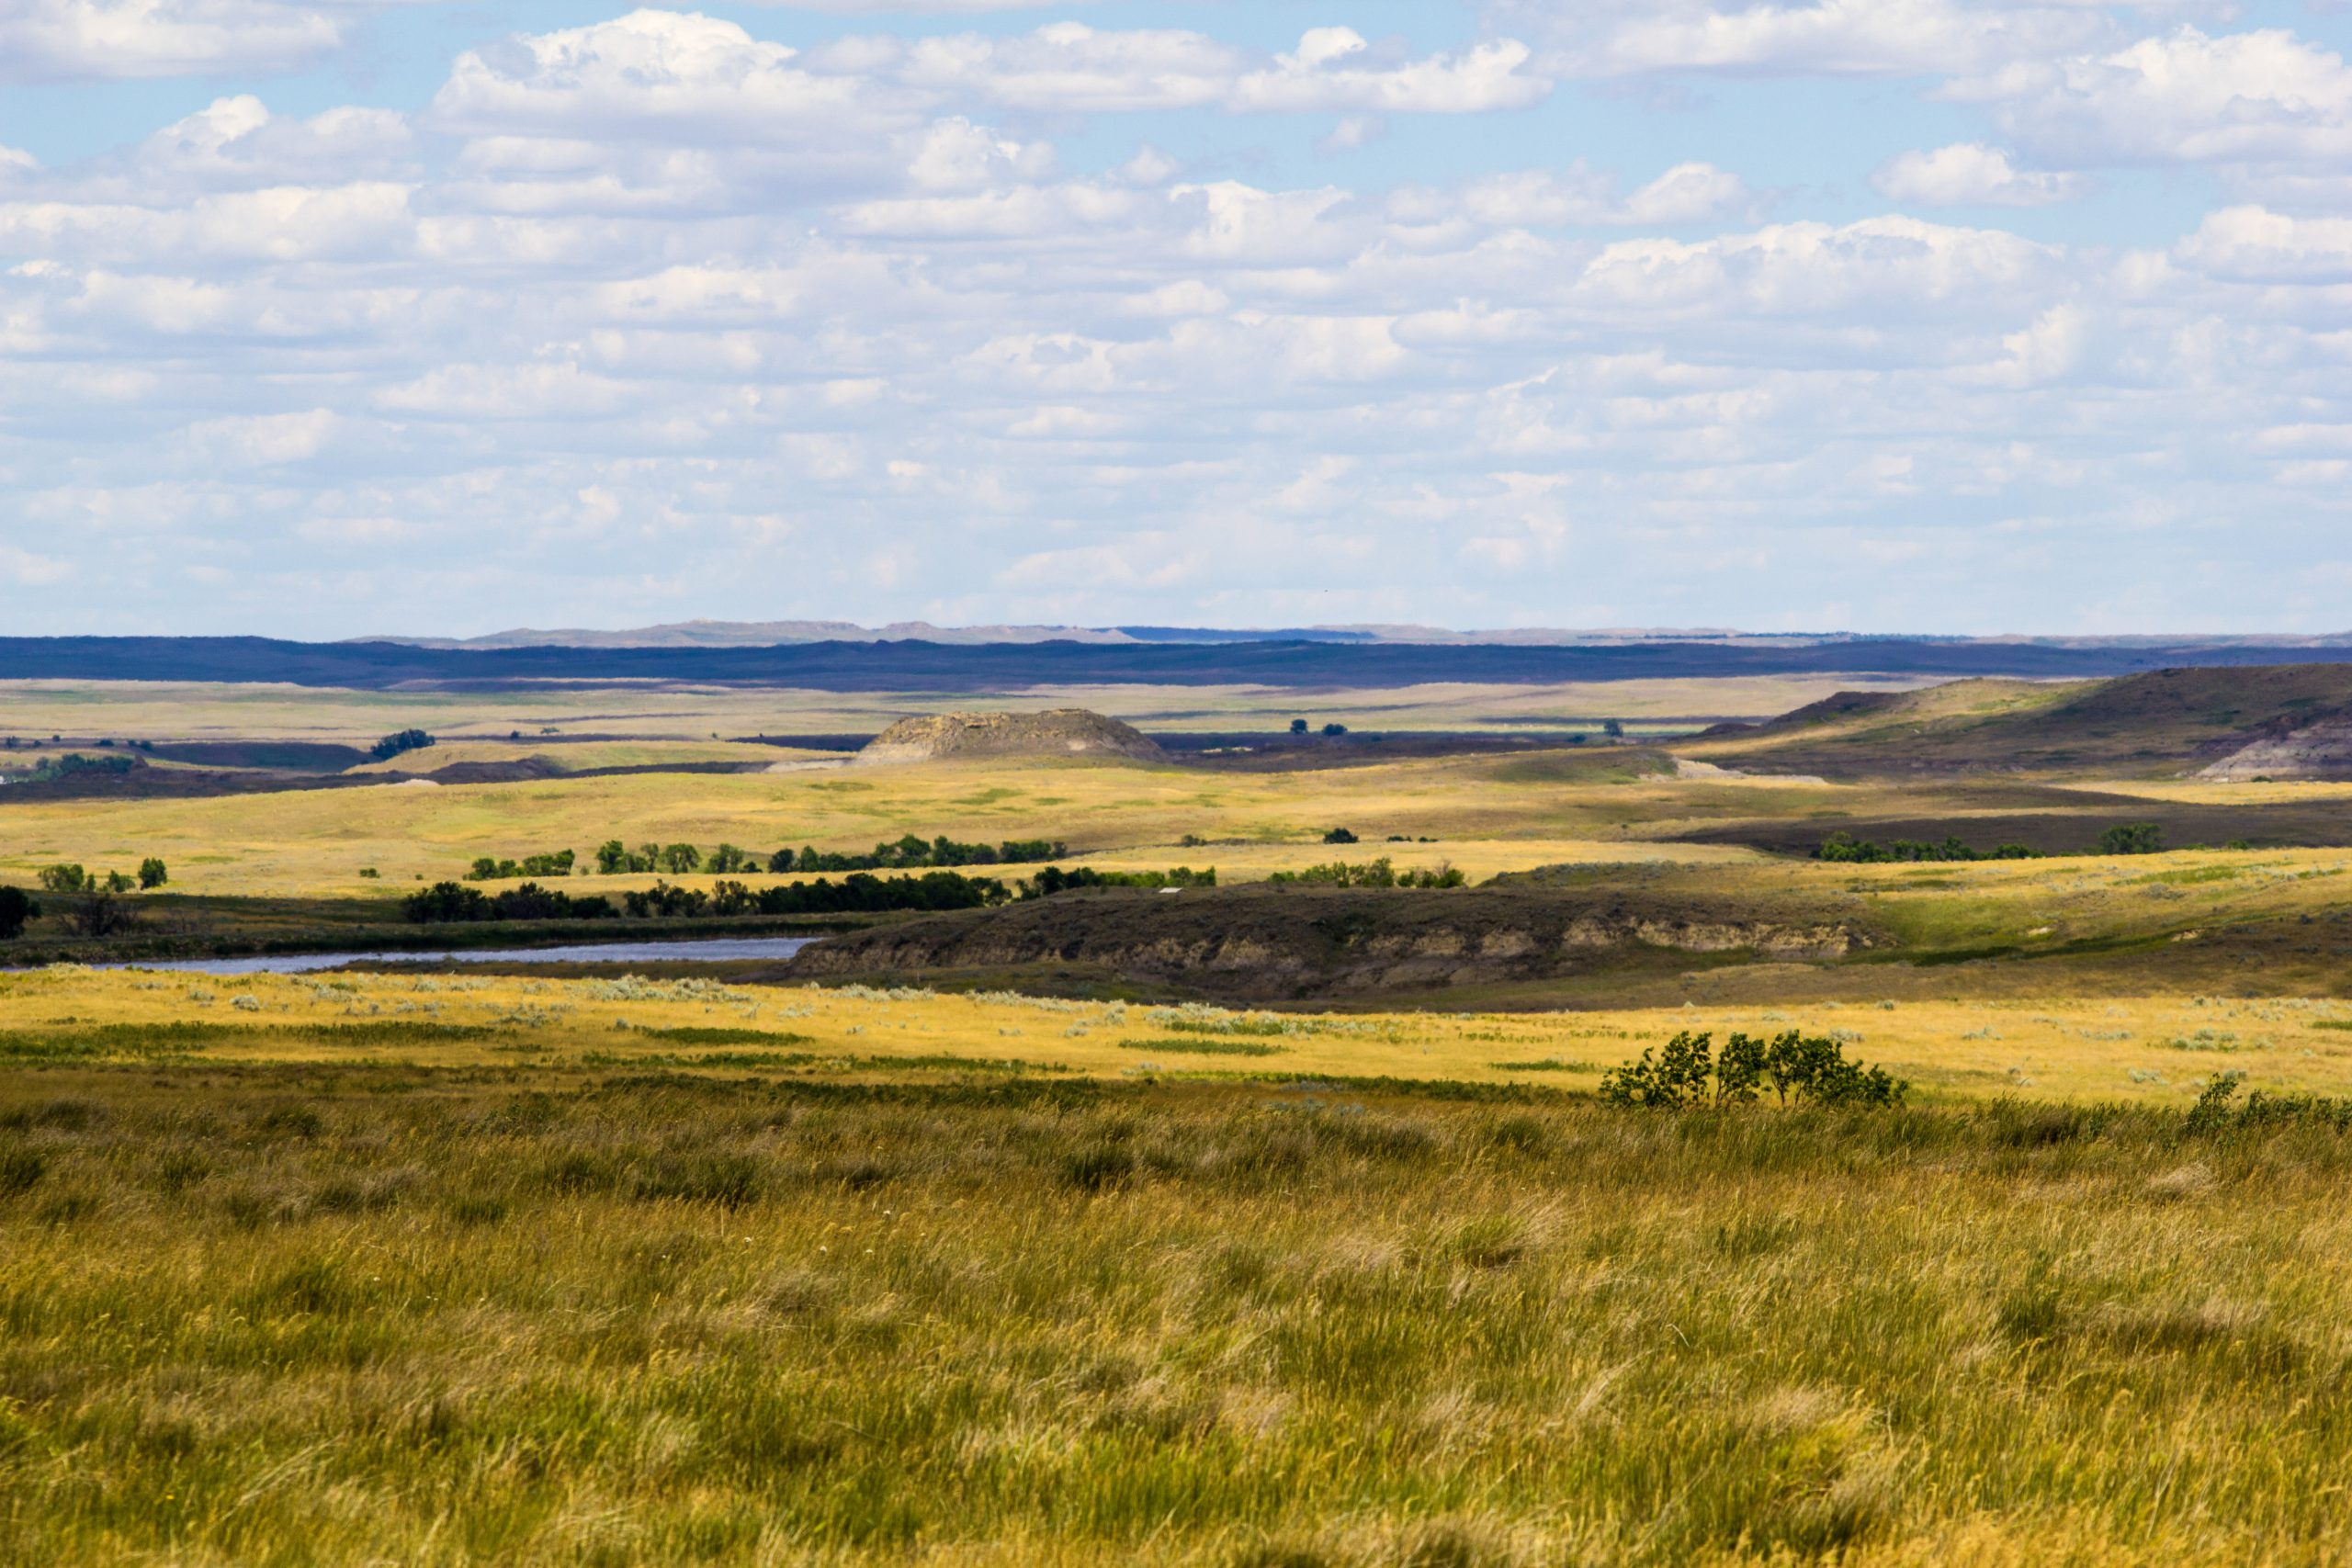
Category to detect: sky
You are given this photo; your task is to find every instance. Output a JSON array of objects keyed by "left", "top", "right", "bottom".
[{"left": 2, "top": 0, "right": 2350, "bottom": 638}]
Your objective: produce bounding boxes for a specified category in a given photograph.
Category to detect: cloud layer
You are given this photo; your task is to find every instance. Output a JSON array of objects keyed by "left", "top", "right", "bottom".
[{"left": 1, "top": 1, "right": 2349, "bottom": 634}]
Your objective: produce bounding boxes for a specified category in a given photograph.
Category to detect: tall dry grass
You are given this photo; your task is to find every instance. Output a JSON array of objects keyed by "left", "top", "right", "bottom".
[{"left": 5, "top": 1066, "right": 2352, "bottom": 1563}]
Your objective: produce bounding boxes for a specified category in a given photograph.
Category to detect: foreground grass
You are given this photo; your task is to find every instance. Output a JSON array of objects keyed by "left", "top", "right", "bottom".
[{"left": 6, "top": 1066, "right": 2352, "bottom": 1564}]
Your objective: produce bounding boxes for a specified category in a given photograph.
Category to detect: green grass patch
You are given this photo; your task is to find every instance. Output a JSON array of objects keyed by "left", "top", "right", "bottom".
[
  {"left": 1114, "top": 1036, "right": 1288, "bottom": 1058},
  {"left": 1488, "top": 1057, "right": 1598, "bottom": 1073},
  {"left": 629, "top": 1027, "right": 819, "bottom": 1047}
]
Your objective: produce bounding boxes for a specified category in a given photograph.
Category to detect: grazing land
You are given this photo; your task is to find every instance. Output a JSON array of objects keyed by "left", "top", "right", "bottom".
[{"left": 9, "top": 660, "right": 2352, "bottom": 1562}]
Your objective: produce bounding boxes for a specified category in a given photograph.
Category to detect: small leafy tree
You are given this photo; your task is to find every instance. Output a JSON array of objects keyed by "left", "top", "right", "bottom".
[
  {"left": 2099, "top": 823, "right": 2165, "bottom": 856},
  {"left": 707, "top": 843, "right": 748, "bottom": 874},
  {"left": 1289, "top": 719, "right": 1308, "bottom": 735},
  {"left": 1322, "top": 723, "right": 1349, "bottom": 737},
  {"left": 661, "top": 843, "right": 703, "bottom": 874},
  {"left": 38, "top": 864, "right": 87, "bottom": 895},
  {"left": 0, "top": 886, "right": 38, "bottom": 939},
  {"left": 1602, "top": 719, "right": 1625, "bottom": 739},
  {"left": 138, "top": 857, "right": 168, "bottom": 889},
  {"left": 1322, "top": 828, "right": 1359, "bottom": 845},
  {"left": 595, "top": 840, "right": 629, "bottom": 874}
]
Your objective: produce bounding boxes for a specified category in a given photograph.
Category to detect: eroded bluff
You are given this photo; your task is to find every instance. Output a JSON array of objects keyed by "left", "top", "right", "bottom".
[{"left": 788, "top": 885, "right": 1883, "bottom": 999}]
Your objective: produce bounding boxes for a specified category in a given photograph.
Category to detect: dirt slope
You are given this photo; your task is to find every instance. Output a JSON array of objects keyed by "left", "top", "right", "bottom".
[{"left": 789, "top": 884, "right": 1880, "bottom": 1000}]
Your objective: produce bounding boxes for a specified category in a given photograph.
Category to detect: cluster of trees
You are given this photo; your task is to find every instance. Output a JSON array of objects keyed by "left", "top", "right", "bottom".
[
  {"left": 1815, "top": 824, "right": 2167, "bottom": 863},
  {"left": 37, "top": 860, "right": 166, "bottom": 894},
  {"left": 593, "top": 842, "right": 711, "bottom": 874},
  {"left": 1288, "top": 720, "right": 1351, "bottom": 737},
  {"left": 1816, "top": 832, "right": 2039, "bottom": 863},
  {"left": 403, "top": 870, "right": 1014, "bottom": 923},
  {"left": 24, "top": 752, "right": 141, "bottom": 783},
  {"left": 1268, "top": 859, "right": 1466, "bottom": 888},
  {"left": 0, "top": 863, "right": 164, "bottom": 940},
  {"left": 589, "top": 835, "right": 1069, "bottom": 875},
  {"left": 634, "top": 873, "right": 1010, "bottom": 918},
  {"left": 402, "top": 881, "right": 615, "bottom": 923},
  {"left": 468, "top": 850, "right": 576, "bottom": 881},
  {"left": 1599, "top": 1031, "right": 1908, "bottom": 1110},
  {"left": 368, "top": 728, "right": 436, "bottom": 763},
  {"left": 1023, "top": 865, "right": 1216, "bottom": 897}
]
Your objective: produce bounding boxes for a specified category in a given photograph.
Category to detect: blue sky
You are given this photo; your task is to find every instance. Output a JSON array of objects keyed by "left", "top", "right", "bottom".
[{"left": 3, "top": 0, "right": 2350, "bottom": 637}]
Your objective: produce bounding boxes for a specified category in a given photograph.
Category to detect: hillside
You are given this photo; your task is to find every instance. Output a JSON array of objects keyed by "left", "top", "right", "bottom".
[
  {"left": 858, "top": 709, "right": 1169, "bottom": 765},
  {"left": 1692, "top": 664, "right": 2352, "bottom": 778}
]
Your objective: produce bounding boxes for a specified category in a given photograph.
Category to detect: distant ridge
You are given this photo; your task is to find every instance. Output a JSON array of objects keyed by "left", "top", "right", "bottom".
[
  {"left": 8, "top": 636, "right": 2352, "bottom": 692},
  {"left": 363, "top": 619, "right": 1139, "bottom": 649},
  {"left": 355, "top": 619, "right": 2352, "bottom": 652}
]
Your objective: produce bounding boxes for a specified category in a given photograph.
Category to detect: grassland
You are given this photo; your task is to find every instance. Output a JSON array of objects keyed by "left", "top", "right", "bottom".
[
  {"left": 10, "top": 1043, "right": 2352, "bottom": 1564},
  {"left": 0, "top": 743, "right": 2217, "bottom": 898},
  {"left": 12, "top": 670, "right": 2352, "bottom": 1563}
]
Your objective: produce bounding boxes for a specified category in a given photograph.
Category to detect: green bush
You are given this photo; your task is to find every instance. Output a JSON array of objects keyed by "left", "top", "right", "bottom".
[
  {"left": 1599, "top": 1031, "right": 1908, "bottom": 1110},
  {"left": 2099, "top": 823, "right": 2165, "bottom": 855}
]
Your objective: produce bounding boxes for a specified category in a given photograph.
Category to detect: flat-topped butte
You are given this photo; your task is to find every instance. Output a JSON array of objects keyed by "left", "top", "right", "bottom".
[{"left": 857, "top": 708, "right": 1168, "bottom": 765}]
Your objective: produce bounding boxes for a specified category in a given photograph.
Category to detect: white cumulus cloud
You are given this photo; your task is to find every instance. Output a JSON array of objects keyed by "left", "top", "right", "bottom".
[{"left": 1874, "top": 143, "right": 2086, "bottom": 207}]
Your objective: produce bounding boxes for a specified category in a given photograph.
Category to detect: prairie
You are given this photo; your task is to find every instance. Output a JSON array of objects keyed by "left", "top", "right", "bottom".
[
  {"left": 9, "top": 669, "right": 2352, "bottom": 1564},
  {"left": 0, "top": 673, "right": 1928, "bottom": 749},
  {"left": 7, "top": 1048, "right": 2352, "bottom": 1565},
  {"left": 0, "top": 743, "right": 2231, "bottom": 898}
]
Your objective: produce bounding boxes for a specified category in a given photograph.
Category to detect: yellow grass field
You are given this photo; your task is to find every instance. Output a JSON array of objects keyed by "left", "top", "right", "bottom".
[
  {"left": 0, "top": 751, "right": 1826, "bottom": 895},
  {"left": 10, "top": 965, "right": 2350, "bottom": 1106}
]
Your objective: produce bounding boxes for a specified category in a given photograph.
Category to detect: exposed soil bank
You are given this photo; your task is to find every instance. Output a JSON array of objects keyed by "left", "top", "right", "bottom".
[{"left": 788, "top": 885, "right": 1883, "bottom": 1000}]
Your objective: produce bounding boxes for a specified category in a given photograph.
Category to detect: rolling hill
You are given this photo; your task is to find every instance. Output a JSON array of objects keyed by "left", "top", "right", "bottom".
[{"left": 1690, "top": 664, "right": 2352, "bottom": 777}]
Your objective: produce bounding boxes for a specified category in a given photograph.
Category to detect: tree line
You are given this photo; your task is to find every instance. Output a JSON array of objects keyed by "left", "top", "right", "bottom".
[
  {"left": 1815, "top": 824, "right": 2171, "bottom": 863},
  {"left": 450, "top": 835, "right": 1079, "bottom": 880},
  {"left": 1268, "top": 859, "right": 1467, "bottom": 888},
  {"left": 403, "top": 869, "right": 1015, "bottom": 923},
  {"left": 0, "top": 858, "right": 167, "bottom": 941}
]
